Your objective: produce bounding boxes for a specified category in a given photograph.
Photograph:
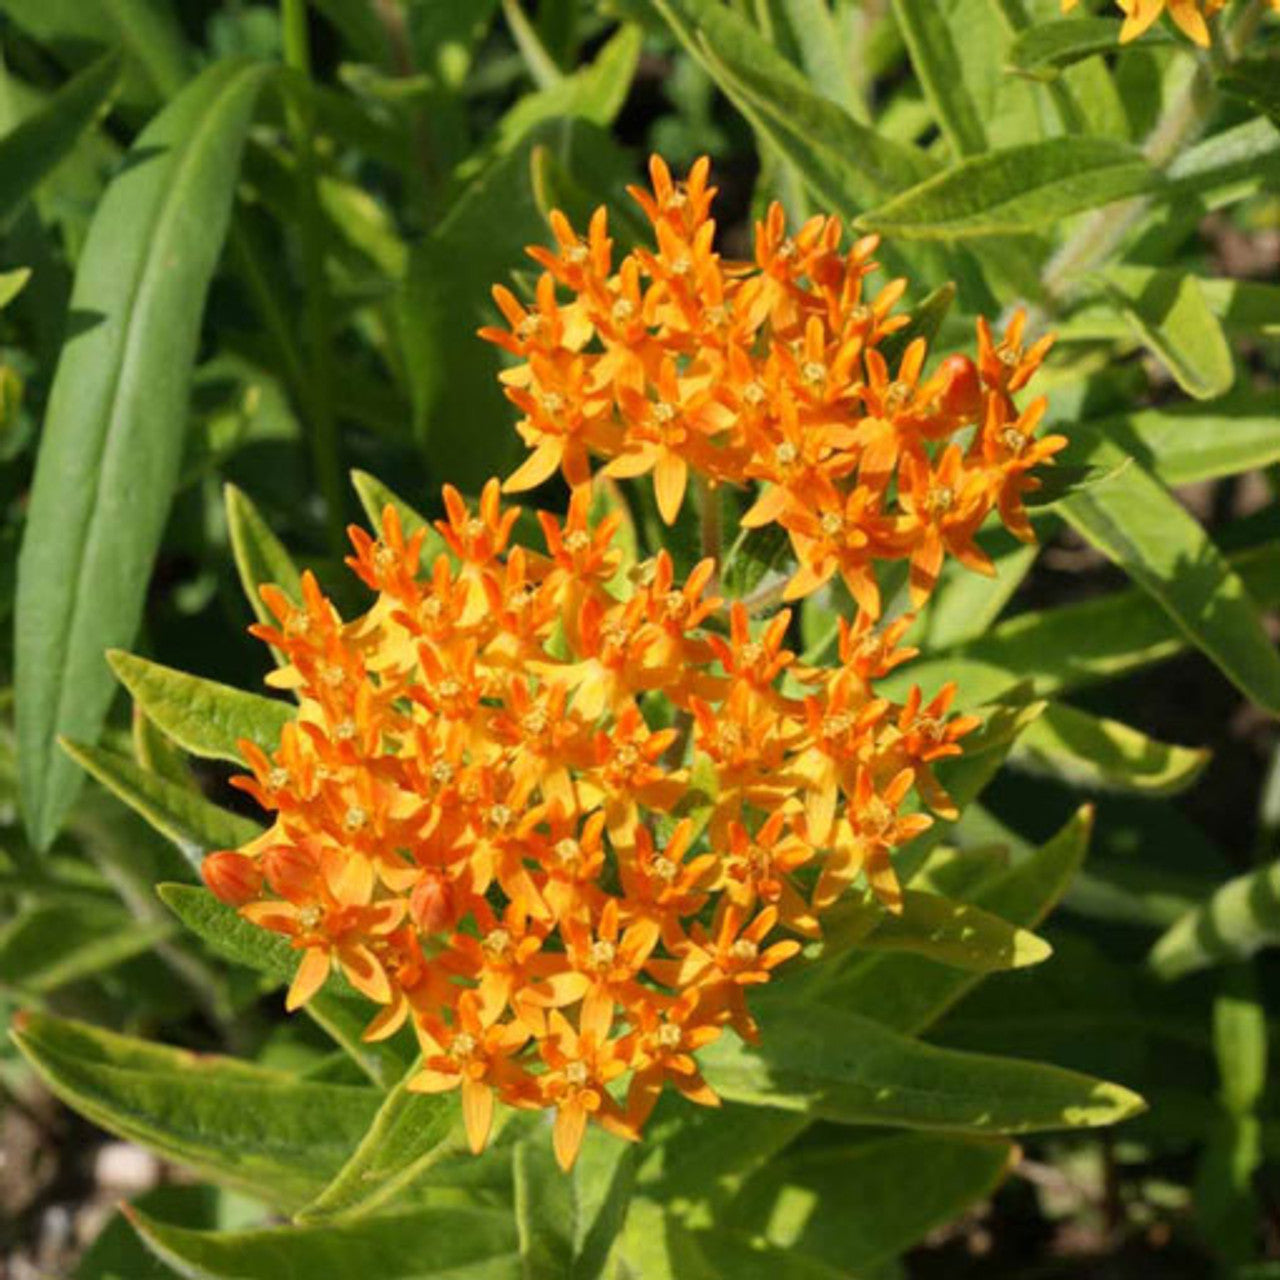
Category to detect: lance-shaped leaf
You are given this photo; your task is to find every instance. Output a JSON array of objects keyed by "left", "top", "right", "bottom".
[
  {"left": 890, "top": 0, "right": 987, "bottom": 156},
  {"left": 1151, "top": 861, "right": 1280, "bottom": 980},
  {"left": 10, "top": 1012, "right": 381, "bottom": 1210},
  {"left": 514, "top": 1128, "right": 640, "bottom": 1280},
  {"left": 646, "top": 0, "right": 936, "bottom": 213},
  {"left": 1104, "top": 271, "right": 1234, "bottom": 401},
  {"left": 108, "top": 650, "right": 290, "bottom": 761},
  {"left": 1006, "top": 17, "right": 1161, "bottom": 79},
  {"left": 700, "top": 995, "right": 1144, "bottom": 1133},
  {"left": 881, "top": 542, "right": 1280, "bottom": 707},
  {"left": 225, "top": 483, "right": 303, "bottom": 623},
  {"left": 823, "top": 806, "right": 1094, "bottom": 1033},
  {"left": 1012, "top": 703, "right": 1209, "bottom": 796},
  {"left": 724, "top": 1133, "right": 1014, "bottom": 1271},
  {"left": 855, "top": 137, "right": 1156, "bottom": 239},
  {"left": 15, "top": 59, "right": 271, "bottom": 848},
  {"left": 1060, "top": 448, "right": 1280, "bottom": 715},
  {"left": 60, "top": 737, "right": 261, "bottom": 865},
  {"left": 845, "top": 889, "right": 1053, "bottom": 972},
  {"left": 0, "top": 50, "right": 123, "bottom": 232},
  {"left": 127, "top": 1205, "right": 521, "bottom": 1280},
  {"left": 299, "top": 1073, "right": 463, "bottom": 1224},
  {"left": 1077, "top": 395, "right": 1280, "bottom": 486},
  {"left": 0, "top": 905, "right": 173, "bottom": 995}
]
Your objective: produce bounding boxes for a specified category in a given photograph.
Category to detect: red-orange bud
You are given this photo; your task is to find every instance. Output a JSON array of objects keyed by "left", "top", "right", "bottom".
[
  {"left": 262, "top": 843, "right": 321, "bottom": 902},
  {"left": 937, "top": 354, "right": 982, "bottom": 420},
  {"left": 410, "top": 871, "right": 455, "bottom": 934},
  {"left": 202, "top": 851, "right": 262, "bottom": 906}
]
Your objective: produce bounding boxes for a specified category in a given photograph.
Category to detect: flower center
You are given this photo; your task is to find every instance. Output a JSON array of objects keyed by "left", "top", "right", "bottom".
[
  {"left": 730, "top": 938, "right": 759, "bottom": 963},
  {"left": 343, "top": 805, "right": 368, "bottom": 833}
]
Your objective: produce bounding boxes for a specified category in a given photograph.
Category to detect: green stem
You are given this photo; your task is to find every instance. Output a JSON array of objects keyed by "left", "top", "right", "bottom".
[
  {"left": 699, "top": 478, "right": 723, "bottom": 589},
  {"left": 280, "top": 0, "right": 345, "bottom": 551},
  {"left": 501, "top": 0, "right": 564, "bottom": 89}
]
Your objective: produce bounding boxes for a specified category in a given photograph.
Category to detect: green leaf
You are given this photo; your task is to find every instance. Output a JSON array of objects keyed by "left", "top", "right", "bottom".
[
  {"left": 0, "top": 0, "right": 191, "bottom": 102},
  {"left": 846, "top": 889, "right": 1053, "bottom": 972},
  {"left": 877, "top": 281, "right": 956, "bottom": 368},
  {"left": 14, "top": 60, "right": 271, "bottom": 849},
  {"left": 128, "top": 1205, "right": 521, "bottom": 1280},
  {"left": 1060, "top": 449, "right": 1280, "bottom": 715},
  {"left": 1012, "top": 702, "right": 1209, "bottom": 796},
  {"left": 299, "top": 1073, "right": 462, "bottom": 1224},
  {"left": 476, "top": 25, "right": 641, "bottom": 166},
  {"left": 856, "top": 138, "right": 1156, "bottom": 239},
  {"left": 0, "top": 905, "right": 172, "bottom": 995},
  {"left": 60, "top": 738, "right": 261, "bottom": 866},
  {"left": 0, "top": 266, "right": 32, "bottom": 311},
  {"left": 646, "top": 0, "right": 936, "bottom": 213},
  {"left": 725, "top": 1133, "right": 1013, "bottom": 1271},
  {"left": 1220, "top": 56, "right": 1280, "bottom": 128},
  {"left": 1083, "top": 395, "right": 1280, "bottom": 486},
  {"left": 883, "top": 542, "right": 1280, "bottom": 706},
  {"left": 1006, "top": 17, "right": 1156, "bottom": 80},
  {"left": 224, "top": 482, "right": 303, "bottom": 627},
  {"left": 890, "top": 0, "right": 987, "bottom": 155},
  {"left": 350, "top": 469, "right": 448, "bottom": 565},
  {"left": 1151, "top": 861, "right": 1280, "bottom": 980},
  {"left": 108, "top": 650, "right": 290, "bottom": 762},
  {"left": 1161, "top": 118, "right": 1280, "bottom": 209},
  {"left": 0, "top": 51, "right": 122, "bottom": 232},
  {"left": 10, "top": 1012, "right": 381, "bottom": 1209},
  {"left": 1104, "top": 271, "right": 1234, "bottom": 400},
  {"left": 721, "top": 524, "right": 792, "bottom": 600},
  {"left": 514, "top": 1127, "right": 639, "bottom": 1280},
  {"left": 700, "top": 995, "right": 1144, "bottom": 1133},
  {"left": 822, "top": 806, "right": 1094, "bottom": 1034}
]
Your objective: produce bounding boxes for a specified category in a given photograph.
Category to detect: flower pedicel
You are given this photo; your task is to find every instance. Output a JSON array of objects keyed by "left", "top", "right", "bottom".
[{"left": 203, "top": 157, "right": 1064, "bottom": 1170}]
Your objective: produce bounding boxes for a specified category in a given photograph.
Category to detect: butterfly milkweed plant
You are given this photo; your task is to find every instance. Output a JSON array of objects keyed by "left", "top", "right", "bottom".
[{"left": 3, "top": 0, "right": 1280, "bottom": 1276}]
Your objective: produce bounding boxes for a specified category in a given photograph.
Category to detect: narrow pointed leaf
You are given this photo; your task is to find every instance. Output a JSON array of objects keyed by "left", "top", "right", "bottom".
[
  {"left": 856, "top": 138, "right": 1156, "bottom": 239},
  {"left": 60, "top": 737, "right": 261, "bottom": 863},
  {"left": 225, "top": 483, "right": 303, "bottom": 622},
  {"left": 1060, "top": 450, "right": 1280, "bottom": 715},
  {"left": 852, "top": 889, "right": 1053, "bottom": 972},
  {"left": 1006, "top": 17, "right": 1159, "bottom": 79},
  {"left": 1013, "top": 703, "right": 1209, "bottom": 796},
  {"left": 514, "top": 1128, "right": 639, "bottom": 1280},
  {"left": 15, "top": 60, "right": 271, "bottom": 848},
  {"left": 822, "top": 806, "right": 1094, "bottom": 1033},
  {"left": 128, "top": 1205, "right": 521, "bottom": 1280},
  {"left": 299, "top": 1074, "right": 462, "bottom": 1224},
  {"left": 108, "top": 650, "right": 290, "bottom": 761},
  {"left": 1151, "top": 861, "right": 1280, "bottom": 980},
  {"left": 10, "top": 1012, "right": 381, "bottom": 1209},
  {"left": 725, "top": 1134, "right": 1014, "bottom": 1270},
  {"left": 890, "top": 0, "right": 987, "bottom": 155},
  {"left": 701, "top": 997, "right": 1144, "bottom": 1132},
  {"left": 0, "top": 50, "right": 123, "bottom": 231},
  {"left": 1105, "top": 271, "right": 1234, "bottom": 400}
]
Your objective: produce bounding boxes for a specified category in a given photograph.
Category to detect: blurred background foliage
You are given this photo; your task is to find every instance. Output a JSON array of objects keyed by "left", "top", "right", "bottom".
[{"left": 0, "top": 0, "right": 1278, "bottom": 1276}]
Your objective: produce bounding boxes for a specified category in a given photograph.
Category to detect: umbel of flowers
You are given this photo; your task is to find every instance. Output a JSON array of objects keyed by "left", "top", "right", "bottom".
[{"left": 203, "top": 158, "right": 1064, "bottom": 1170}]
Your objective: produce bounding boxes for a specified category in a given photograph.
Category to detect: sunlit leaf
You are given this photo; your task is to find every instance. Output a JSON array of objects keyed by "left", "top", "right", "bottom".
[
  {"left": 108, "top": 650, "right": 290, "bottom": 762},
  {"left": 15, "top": 60, "right": 270, "bottom": 848},
  {"left": 11, "top": 1012, "right": 381, "bottom": 1209}
]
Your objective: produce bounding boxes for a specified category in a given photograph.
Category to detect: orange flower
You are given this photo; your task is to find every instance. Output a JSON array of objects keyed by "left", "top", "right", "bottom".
[{"left": 202, "top": 156, "right": 1066, "bottom": 1170}]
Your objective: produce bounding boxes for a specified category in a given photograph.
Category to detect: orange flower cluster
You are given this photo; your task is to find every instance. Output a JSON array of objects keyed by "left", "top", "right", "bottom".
[
  {"left": 203, "top": 158, "right": 1064, "bottom": 1169},
  {"left": 483, "top": 156, "right": 1063, "bottom": 616}
]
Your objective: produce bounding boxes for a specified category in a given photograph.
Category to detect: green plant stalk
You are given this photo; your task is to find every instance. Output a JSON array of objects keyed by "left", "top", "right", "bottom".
[
  {"left": 501, "top": 0, "right": 564, "bottom": 89},
  {"left": 280, "top": 0, "right": 345, "bottom": 551},
  {"left": 1041, "top": 0, "right": 1267, "bottom": 301}
]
